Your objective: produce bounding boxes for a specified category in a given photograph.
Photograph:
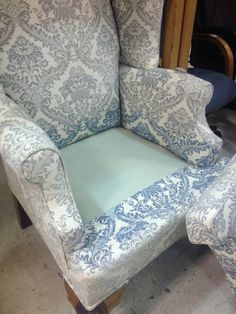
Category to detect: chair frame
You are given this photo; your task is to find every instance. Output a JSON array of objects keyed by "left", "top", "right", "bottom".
[
  {"left": 192, "top": 33, "right": 235, "bottom": 79},
  {"left": 13, "top": 194, "right": 32, "bottom": 229}
]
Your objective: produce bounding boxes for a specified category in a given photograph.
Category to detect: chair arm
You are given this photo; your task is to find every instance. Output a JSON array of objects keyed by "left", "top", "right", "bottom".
[
  {"left": 186, "top": 154, "right": 236, "bottom": 246},
  {"left": 0, "top": 86, "right": 84, "bottom": 253},
  {"left": 0, "top": 86, "right": 56, "bottom": 172},
  {"left": 192, "top": 33, "right": 234, "bottom": 79},
  {"left": 120, "top": 65, "right": 222, "bottom": 167}
]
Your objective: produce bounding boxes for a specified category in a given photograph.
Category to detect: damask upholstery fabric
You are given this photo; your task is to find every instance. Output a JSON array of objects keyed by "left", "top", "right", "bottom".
[
  {"left": 0, "top": 0, "right": 120, "bottom": 148},
  {"left": 186, "top": 154, "right": 236, "bottom": 293},
  {"left": 120, "top": 65, "right": 223, "bottom": 167},
  {"left": 112, "top": 0, "right": 164, "bottom": 68},
  {"left": 1, "top": 82, "right": 230, "bottom": 309},
  {"left": 68, "top": 157, "right": 229, "bottom": 309},
  {"left": 1, "top": 82, "right": 230, "bottom": 310},
  {"left": 0, "top": 86, "right": 83, "bottom": 262},
  {"left": 0, "top": 0, "right": 232, "bottom": 311},
  {"left": 210, "top": 244, "right": 236, "bottom": 295}
]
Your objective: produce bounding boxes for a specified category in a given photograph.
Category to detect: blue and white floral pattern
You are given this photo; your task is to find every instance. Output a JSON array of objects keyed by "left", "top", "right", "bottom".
[
  {"left": 0, "top": 86, "right": 83, "bottom": 276},
  {"left": 186, "top": 154, "right": 236, "bottom": 294},
  {"left": 68, "top": 158, "right": 229, "bottom": 309},
  {"left": 112, "top": 0, "right": 164, "bottom": 68},
  {"left": 0, "top": 0, "right": 120, "bottom": 148},
  {"left": 0, "top": 82, "right": 231, "bottom": 310},
  {"left": 0, "top": 0, "right": 232, "bottom": 311},
  {"left": 120, "top": 65, "right": 223, "bottom": 167}
]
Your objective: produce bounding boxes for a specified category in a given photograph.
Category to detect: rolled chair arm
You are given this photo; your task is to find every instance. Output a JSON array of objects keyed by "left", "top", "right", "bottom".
[
  {"left": 186, "top": 154, "right": 236, "bottom": 246},
  {"left": 192, "top": 33, "right": 234, "bottom": 79},
  {"left": 0, "top": 86, "right": 84, "bottom": 253},
  {"left": 0, "top": 86, "right": 57, "bottom": 163},
  {"left": 186, "top": 154, "right": 236, "bottom": 294}
]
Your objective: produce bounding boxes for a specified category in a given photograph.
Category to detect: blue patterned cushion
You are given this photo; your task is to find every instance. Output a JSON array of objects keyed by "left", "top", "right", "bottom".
[
  {"left": 0, "top": 0, "right": 120, "bottom": 148},
  {"left": 112, "top": 0, "right": 165, "bottom": 68}
]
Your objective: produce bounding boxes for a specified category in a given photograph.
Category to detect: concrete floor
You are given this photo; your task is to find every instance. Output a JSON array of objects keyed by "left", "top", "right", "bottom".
[{"left": 1, "top": 109, "right": 236, "bottom": 314}]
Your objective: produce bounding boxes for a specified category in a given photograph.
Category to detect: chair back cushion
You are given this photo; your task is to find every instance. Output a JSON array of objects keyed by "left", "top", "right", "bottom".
[
  {"left": 112, "top": 0, "right": 164, "bottom": 68},
  {"left": 0, "top": 0, "right": 120, "bottom": 148}
]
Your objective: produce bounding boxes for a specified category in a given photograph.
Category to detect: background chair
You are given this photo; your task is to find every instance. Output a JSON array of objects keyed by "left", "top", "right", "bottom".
[
  {"left": 0, "top": 0, "right": 230, "bottom": 313},
  {"left": 190, "top": 0, "right": 236, "bottom": 81},
  {"left": 189, "top": 0, "right": 236, "bottom": 129},
  {"left": 161, "top": 0, "right": 236, "bottom": 115}
]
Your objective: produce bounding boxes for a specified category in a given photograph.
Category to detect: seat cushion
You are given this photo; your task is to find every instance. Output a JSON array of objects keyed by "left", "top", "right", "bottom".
[
  {"left": 188, "top": 68, "right": 236, "bottom": 114},
  {"left": 68, "top": 155, "right": 229, "bottom": 310},
  {"left": 61, "top": 127, "right": 187, "bottom": 223}
]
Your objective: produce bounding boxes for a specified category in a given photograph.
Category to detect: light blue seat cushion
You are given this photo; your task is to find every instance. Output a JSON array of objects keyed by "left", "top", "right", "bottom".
[
  {"left": 61, "top": 127, "right": 229, "bottom": 309},
  {"left": 61, "top": 127, "right": 187, "bottom": 224},
  {"left": 188, "top": 68, "right": 236, "bottom": 114},
  {"left": 68, "top": 153, "right": 228, "bottom": 309}
]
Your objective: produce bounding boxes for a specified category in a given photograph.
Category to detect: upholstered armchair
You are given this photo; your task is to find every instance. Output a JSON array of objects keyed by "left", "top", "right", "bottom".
[
  {"left": 187, "top": 154, "right": 236, "bottom": 295},
  {"left": 0, "top": 0, "right": 231, "bottom": 312}
]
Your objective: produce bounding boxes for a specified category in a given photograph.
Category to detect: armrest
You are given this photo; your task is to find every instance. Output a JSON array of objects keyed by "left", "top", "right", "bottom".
[
  {"left": 192, "top": 33, "right": 234, "bottom": 79},
  {"left": 0, "top": 86, "right": 56, "bottom": 165},
  {"left": 0, "top": 86, "right": 84, "bottom": 253},
  {"left": 186, "top": 154, "right": 236, "bottom": 246},
  {"left": 120, "top": 65, "right": 223, "bottom": 167}
]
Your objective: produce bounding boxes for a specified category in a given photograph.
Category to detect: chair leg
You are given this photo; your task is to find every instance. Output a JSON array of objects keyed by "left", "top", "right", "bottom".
[
  {"left": 64, "top": 280, "right": 125, "bottom": 314},
  {"left": 12, "top": 194, "right": 32, "bottom": 229}
]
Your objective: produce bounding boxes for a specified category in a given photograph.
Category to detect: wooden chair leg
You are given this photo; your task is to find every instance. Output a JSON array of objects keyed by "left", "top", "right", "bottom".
[
  {"left": 12, "top": 194, "right": 32, "bottom": 229},
  {"left": 64, "top": 280, "right": 125, "bottom": 314}
]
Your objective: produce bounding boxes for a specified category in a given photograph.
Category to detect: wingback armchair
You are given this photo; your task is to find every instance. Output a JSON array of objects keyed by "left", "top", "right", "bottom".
[
  {"left": 0, "top": 0, "right": 230, "bottom": 312},
  {"left": 187, "top": 154, "right": 236, "bottom": 296}
]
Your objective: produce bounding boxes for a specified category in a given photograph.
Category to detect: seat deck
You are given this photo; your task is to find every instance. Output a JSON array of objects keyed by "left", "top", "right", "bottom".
[{"left": 61, "top": 127, "right": 187, "bottom": 224}]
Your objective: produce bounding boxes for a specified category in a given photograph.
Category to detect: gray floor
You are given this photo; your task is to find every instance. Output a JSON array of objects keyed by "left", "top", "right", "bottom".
[{"left": 1, "top": 109, "right": 236, "bottom": 314}]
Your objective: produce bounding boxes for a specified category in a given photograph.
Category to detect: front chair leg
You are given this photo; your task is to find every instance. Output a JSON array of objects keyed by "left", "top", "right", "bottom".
[
  {"left": 12, "top": 194, "right": 32, "bottom": 229},
  {"left": 64, "top": 280, "right": 125, "bottom": 314}
]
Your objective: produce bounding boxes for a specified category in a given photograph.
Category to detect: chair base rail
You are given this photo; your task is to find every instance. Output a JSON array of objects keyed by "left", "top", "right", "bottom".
[
  {"left": 64, "top": 280, "right": 125, "bottom": 314},
  {"left": 12, "top": 194, "right": 32, "bottom": 229}
]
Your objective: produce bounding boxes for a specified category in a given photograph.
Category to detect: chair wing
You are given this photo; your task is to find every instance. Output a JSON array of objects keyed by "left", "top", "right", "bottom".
[{"left": 120, "top": 65, "right": 223, "bottom": 166}]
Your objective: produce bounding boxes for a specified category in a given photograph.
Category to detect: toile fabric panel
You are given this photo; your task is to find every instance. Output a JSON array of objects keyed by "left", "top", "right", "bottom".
[
  {"left": 112, "top": 0, "right": 165, "bottom": 68},
  {"left": 0, "top": 0, "right": 120, "bottom": 148},
  {"left": 120, "top": 65, "right": 223, "bottom": 167},
  {"left": 186, "top": 154, "right": 236, "bottom": 294},
  {"left": 68, "top": 157, "right": 229, "bottom": 310}
]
